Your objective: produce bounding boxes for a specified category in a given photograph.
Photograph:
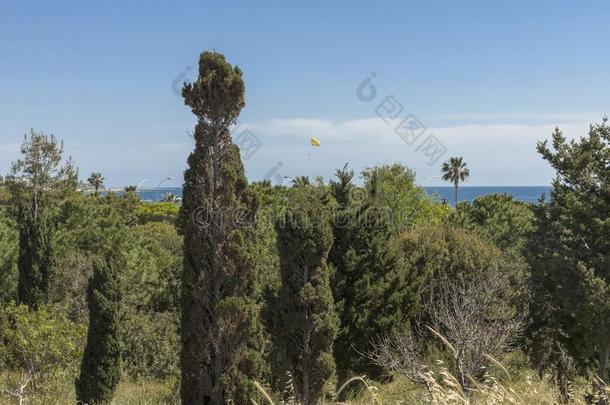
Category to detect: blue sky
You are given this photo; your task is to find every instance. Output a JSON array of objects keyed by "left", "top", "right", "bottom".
[{"left": 1, "top": 0, "right": 609, "bottom": 186}]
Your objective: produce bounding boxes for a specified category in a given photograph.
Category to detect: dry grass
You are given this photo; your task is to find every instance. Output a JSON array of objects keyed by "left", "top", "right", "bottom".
[
  {"left": 252, "top": 359, "right": 609, "bottom": 405},
  {"left": 1, "top": 366, "right": 608, "bottom": 404},
  {"left": 345, "top": 366, "right": 609, "bottom": 405},
  {"left": 0, "top": 373, "right": 178, "bottom": 405}
]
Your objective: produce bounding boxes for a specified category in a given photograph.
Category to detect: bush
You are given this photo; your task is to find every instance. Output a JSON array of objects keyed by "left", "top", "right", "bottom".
[
  {"left": 0, "top": 303, "right": 85, "bottom": 402},
  {"left": 135, "top": 202, "right": 179, "bottom": 225},
  {"left": 125, "top": 222, "right": 182, "bottom": 312},
  {"left": 0, "top": 207, "right": 18, "bottom": 304},
  {"left": 121, "top": 309, "right": 180, "bottom": 380}
]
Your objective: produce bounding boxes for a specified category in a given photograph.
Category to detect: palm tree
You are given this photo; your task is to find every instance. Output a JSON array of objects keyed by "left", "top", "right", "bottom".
[
  {"left": 162, "top": 193, "right": 179, "bottom": 203},
  {"left": 292, "top": 176, "right": 311, "bottom": 188},
  {"left": 441, "top": 157, "right": 470, "bottom": 205},
  {"left": 87, "top": 172, "right": 105, "bottom": 197}
]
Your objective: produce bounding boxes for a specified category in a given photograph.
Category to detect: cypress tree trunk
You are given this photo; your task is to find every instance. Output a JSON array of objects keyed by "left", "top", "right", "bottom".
[
  {"left": 76, "top": 256, "right": 122, "bottom": 404},
  {"left": 180, "top": 51, "right": 260, "bottom": 405}
]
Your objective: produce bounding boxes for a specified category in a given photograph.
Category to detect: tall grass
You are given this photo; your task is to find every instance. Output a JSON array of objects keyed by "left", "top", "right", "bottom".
[
  {"left": 2, "top": 366, "right": 608, "bottom": 404},
  {"left": 251, "top": 359, "right": 609, "bottom": 405},
  {"left": 0, "top": 373, "right": 178, "bottom": 405}
]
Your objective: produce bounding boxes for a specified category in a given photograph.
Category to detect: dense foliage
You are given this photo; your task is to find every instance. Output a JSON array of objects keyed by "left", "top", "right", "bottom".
[
  {"left": 269, "top": 181, "right": 338, "bottom": 405},
  {"left": 329, "top": 165, "right": 414, "bottom": 380},
  {"left": 1, "top": 135, "right": 184, "bottom": 404},
  {"left": 0, "top": 197, "right": 18, "bottom": 305},
  {"left": 528, "top": 120, "right": 610, "bottom": 386},
  {"left": 0, "top": 302, "right": 86, "bottom": 401}
]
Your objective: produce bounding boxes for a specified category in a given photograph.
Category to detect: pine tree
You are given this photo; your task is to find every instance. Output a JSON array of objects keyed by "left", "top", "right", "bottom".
[
  {"left": 7, "top": 131, "right": 77, "bottom": 308},
  {"left": 271, "top": 182, "right": 338, "bottom": 405},
  {"left": 75, "top": 254, "right": 122, "bottom": 404},
  {"left": 528, "top": 120, "right": 610, "bottom": 382},
  {"left": 329, "top": 165, "right": 412, "bottom": 380},
  {"left": 180, "top": 51, "right": 261, "bottom": 404}
]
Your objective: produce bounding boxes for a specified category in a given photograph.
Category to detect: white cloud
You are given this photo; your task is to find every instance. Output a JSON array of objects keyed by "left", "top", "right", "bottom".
[
  {"left": 241, "top": 117, "right": 591, "bottom": 144},
  {"left": 0, "top": 115, "right": 597, "bottom": 187},
  {"left": 244, "top": 118, "right": 401, "bottom": 143},
  {"left": 235, "top": 117, "right": 594, "bottom": 186},
  {"left": 434, "top": 111, "right": 602, "bottom": 123}
]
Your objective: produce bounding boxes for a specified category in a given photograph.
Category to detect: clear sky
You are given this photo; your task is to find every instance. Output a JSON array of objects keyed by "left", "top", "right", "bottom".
[{"left": 1, "top": 0, "right": 609, "bottom": 187}]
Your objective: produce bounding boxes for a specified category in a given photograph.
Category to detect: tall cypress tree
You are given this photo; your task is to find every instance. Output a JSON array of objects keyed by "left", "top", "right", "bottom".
[
  {"left": 271, "top": 181, "right": 338, "bottom": 405},
  {"left": 180, "top": 51, "right": 260, "bottom": 404},
  {"left": 76, "top": 254, "right": 122, "bottom": 404},
  {"left": 329, "top": 165, "right": 413, "bottom": 380},
  {"left": 7, "top": 131, "right": 77, "bottom": 308}
]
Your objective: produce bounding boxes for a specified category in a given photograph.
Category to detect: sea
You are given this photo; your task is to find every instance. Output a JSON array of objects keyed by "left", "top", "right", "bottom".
[
  {"left": 134, "top": 186, "right": 551, "bottom": 205},
  {"left": 424, "top": 186, "right": 551, "bottom": 205}
]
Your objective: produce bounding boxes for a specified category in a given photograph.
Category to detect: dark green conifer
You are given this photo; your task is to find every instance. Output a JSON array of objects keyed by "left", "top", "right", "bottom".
[
  {"left": 75, "top": 255, "right": 122, "bottom": 404},
  {"left": 180, "top": 51, "right": 261, "bottom": 404},
  {"left": 329, "top": 165, "right": 413, "bottom": 380},
  {"left": 271, "top": 181, "right": 338, "bottom": 405}
]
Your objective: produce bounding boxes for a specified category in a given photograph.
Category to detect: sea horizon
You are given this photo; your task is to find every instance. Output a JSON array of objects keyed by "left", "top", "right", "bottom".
[{"left": 123, "top": 185, "right": 552, "bottom": 205}]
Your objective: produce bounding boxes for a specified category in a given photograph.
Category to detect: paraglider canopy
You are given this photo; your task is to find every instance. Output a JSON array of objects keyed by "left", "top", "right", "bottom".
[{"left": 310, "top": 137, "right": 321, "bottom": 147}]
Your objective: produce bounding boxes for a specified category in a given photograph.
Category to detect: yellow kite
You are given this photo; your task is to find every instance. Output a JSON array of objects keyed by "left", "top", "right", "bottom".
[{"left": 310, "top": 137, "right": 321, "bottom": 147}]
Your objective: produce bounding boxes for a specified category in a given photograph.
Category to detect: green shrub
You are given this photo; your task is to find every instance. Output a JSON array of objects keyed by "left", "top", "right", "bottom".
[
  {"left": 135, "top": 202, "right": 179, "bottom": 225},
  {"left": 0, "top": 302, "right": 85, "bottom": 401},
  {"left": 0, "top": 208, "right": 18, "bottom": 305},
  {"left": 125, "top": 222, "right": 182, "bottom": 312},
  {"left": 121, "top": 309, "right": 180, "bottom": 380}
]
